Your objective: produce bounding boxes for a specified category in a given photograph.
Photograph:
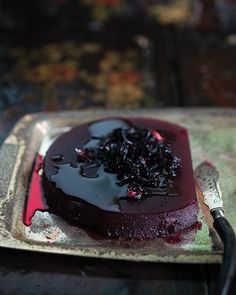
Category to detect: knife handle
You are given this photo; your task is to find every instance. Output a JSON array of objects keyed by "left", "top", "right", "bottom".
[{"left": 213, "top": 216, "right": 236, "bottom": 295}]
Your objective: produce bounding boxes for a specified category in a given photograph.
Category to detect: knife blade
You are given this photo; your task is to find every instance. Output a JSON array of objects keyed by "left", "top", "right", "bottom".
[
  {"left": 194, "top": 161, "right": 224, "bottom": 218},
  {"left": 194, "top": 161, "right": 236, "bottom": 295}
]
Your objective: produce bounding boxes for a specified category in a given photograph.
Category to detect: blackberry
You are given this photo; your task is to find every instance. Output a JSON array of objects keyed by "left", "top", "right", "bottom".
[{"left": 76, "top": 126, "right": 181, "bottom": 200}]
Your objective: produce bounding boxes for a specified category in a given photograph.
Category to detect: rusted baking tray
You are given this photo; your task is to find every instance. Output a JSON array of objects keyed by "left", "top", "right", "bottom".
[{"left": 0, "top": 109, "right": 235, "bottom": 263}]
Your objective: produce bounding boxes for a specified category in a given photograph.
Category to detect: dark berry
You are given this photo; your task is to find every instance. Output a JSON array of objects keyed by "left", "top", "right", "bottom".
[
  {"left": 76, "top": 125, "right": 181, "bottom": 200},
  {"left": 127, "top": 184, "right": 146, "bottom": 200},
  {"left": 75, "top": 148, "right": 94, "bottom": 163}
]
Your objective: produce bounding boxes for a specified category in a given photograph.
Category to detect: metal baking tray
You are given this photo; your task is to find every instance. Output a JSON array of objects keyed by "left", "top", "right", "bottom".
[{"left": 0, "top": 109, "right": 236, "bottom": 263}]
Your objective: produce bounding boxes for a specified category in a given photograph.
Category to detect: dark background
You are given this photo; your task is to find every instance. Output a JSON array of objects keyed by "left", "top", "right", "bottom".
[
  {"left": 0, "top": 1, "right": 236, "bottom": 294},
  {"left": 1, "top": 0, "right": 236, "bottom": 143}
]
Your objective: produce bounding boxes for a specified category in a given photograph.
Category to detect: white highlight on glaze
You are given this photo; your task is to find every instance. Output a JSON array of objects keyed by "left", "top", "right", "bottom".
[{"left": 39, "top": 127, "right": 71, "bottom": 156}]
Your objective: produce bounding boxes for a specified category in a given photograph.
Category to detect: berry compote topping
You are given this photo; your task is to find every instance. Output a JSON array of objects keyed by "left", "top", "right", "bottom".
[{"left": 76, "top": 126, "right": 181, "bottom": 201}]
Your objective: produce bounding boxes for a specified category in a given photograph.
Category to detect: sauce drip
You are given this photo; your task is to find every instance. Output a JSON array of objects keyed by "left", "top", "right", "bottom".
[
  {"left": 164, "top": 234, "right": 181, "bottom": 244},
  {"left": 23, "top": 154, "right": 48, "bottom": 226}
]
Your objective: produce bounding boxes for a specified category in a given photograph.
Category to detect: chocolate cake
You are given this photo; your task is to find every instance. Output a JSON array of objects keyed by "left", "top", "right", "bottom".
[{"left": 42, "top": 117, "right": 198, "bottom": 239}]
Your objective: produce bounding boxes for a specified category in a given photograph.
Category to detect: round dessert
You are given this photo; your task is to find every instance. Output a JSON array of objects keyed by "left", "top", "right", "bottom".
[{"left": 43, "top": 117, "right": 198, "bottom": 239}]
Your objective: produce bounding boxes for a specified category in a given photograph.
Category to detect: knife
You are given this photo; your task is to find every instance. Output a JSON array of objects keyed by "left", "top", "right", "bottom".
[{"left": 194, "top": 161, "right": 236, "bottom": 295}]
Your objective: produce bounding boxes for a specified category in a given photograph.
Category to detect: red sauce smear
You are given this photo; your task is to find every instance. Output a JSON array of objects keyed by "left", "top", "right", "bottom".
[
  {"left": 194, "top": 221, "right": 202, "bottom": 230},
  {"left": 164, "top": 221, "right": 202, "bottom": 244},
  {"left": 164, "top": 234, "right": 181, "bottom": 244},
  {"left": 23, "top": 154, "right": 48, "bottom": 226},
  {"left": 151, "top": 130, "right": 164, "bottom": 141}
]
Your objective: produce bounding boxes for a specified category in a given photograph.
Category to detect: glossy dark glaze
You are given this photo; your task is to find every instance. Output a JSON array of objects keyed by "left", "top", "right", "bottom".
[{"left": 43, "top": 117, "right": 198, "bottom": 239}]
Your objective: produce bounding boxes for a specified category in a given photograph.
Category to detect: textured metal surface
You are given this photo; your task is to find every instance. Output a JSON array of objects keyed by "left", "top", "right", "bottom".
[
  {"left": 0, "top": 144, "right": 19, "bottom": 199},
  {"left": 0, "top": 108, "right": 235, "bottom": 263},
  {"left": 194, "top": 162, "right": 224, "bottom": 211}
]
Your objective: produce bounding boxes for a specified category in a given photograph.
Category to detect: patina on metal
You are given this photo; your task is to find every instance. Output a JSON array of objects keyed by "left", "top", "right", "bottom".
[
  {"left": 0, "top": 108, "right": 235, "bottom": 263},
  {"left": 195, "top": 162, "right": 224, "bottom": 212}
]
